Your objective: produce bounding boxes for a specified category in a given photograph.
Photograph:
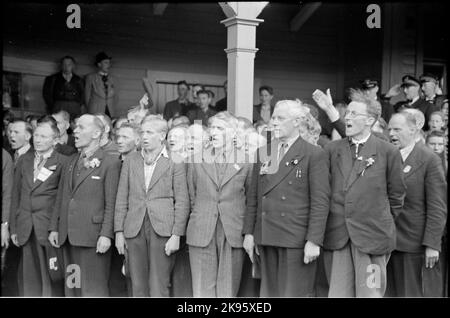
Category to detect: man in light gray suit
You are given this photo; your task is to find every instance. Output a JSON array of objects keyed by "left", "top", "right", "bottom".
[
  {"left": 186, "top": 111, "right": 254, "bottom": 297},
  {"left": 114, "top": 116, "right": 190, "bottom": 297}
]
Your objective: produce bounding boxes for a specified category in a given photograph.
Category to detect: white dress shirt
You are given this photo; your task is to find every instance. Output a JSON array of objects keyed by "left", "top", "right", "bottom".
[{"left": 142, "top": 146, "right": 169, "bottom": 191}]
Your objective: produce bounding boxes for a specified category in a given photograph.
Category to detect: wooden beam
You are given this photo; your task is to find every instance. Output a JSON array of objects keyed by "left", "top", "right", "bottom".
[
  {"left": 289, "top": 2, "right": 322, "bottom": 32},
  {"left": 153, "top": 3, "right": 168, "bottom": 16}
]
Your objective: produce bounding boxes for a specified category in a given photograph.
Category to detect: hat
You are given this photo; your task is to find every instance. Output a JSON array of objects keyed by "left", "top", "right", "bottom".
[
  {"left": 360, "top": 78, "right": 379, "bottom": 90},
  {"left": 400, "top": 75, "right": 420, "bottom": 88},
  {"left": 95, "top": 51, "right": 112, "bottom": 64},
  {"left": 419, "top": 73, "right": 439, "bottom": 84}
]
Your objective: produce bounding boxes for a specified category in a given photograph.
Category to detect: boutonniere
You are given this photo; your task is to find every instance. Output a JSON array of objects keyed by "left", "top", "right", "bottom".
[
  {"left": 84, "top": 157, "right": 101, "bottom": 169},
  {"left": 48, "top": 165, "right": 57, "bottom": 171},
  {"left": 289, "top": 159, "right": 300, "bottom": 166},
  {"left": 403, "top": 165, "right": 411, "bottom": 173},
  {"left": 260, "top": 161, "right": 270, "bottom": 175},
  {"left": 361, "top": 157, "right": 375, "bottom": 176}
]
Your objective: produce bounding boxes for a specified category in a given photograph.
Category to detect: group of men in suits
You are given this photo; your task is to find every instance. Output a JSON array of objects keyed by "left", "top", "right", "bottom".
[
  {"left": 2, "top": 81, "right": 447, "bottom": 297},
  {"left": 43, "top": 52, "right": 118, "bottom": 120}
]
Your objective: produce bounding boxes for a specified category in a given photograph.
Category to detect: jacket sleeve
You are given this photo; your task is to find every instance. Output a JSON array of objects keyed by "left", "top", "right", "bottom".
[
  {"left": 172, "top": 163, "right": 190, "bottom": 236},
  {"left": 422, "top": 153, "right": 447, "bottom": 251},
  {"left": 49, "top": 158, "right": 69, "bottom": 232},
  {"left": 100, "top": 157, "right": 121, "bottom": 239},
  {"left": 2, "top": 150, "right": 14, "bottom": 224},
  {"left": 243, "top": 155, "right": 259, "bottom": 235},
  {"left": 114, "top": 158, "right": 130, "bottom": 233},
  {"left": 386, "top": 145, "right": 406, "bottom": 219},
  {"left": 330, "top": 118, "right": 346, "bottom": 138},
  {"left": 42, "top": 75, "right": 54, "bottom": 113},
  {"left": 9, "top": 158, "right": 23, "bottom": 235},
  {"left": 306, "top": 147, "right": 331, "bottom": 246}
]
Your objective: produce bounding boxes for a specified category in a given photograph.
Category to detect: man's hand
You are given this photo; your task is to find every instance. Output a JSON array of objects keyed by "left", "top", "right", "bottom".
[
  {"left": 243, "top": 234, "right": 259, "bottom": 263},
  {"left": 312, "top": 89, "right": 340, "bottom": 122},
  {"left": 115, "top": 232, "right": 127, "bottom": 255},
  {"left": 304, "top": 240, "right": 320, "bottom": 264},
  {"left": 139, "top": 93, "right": 149, "bottom": 108},
  {"left": 425, "top": 247, "right": 439, "bottom": 268},
  {"left": 48, "top": 231, "right": 60, "bottom": 248},
  {"left": 165, "top": 235, "right": 180, "bottom": 256},
  {"left": 96, "top": 236, "right": 111, "bottom": 254},
  {"left": 10, "top": 234, "right": 19, "bottom": 247},
  {"left": 1, "top": 223, "right": 10, "bottom": 249},
  {"left": 385, "top": 84, "right": 401, "bottom": 98}
]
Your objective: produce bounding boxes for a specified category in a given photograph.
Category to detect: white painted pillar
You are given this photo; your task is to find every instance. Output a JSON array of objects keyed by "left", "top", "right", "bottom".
[{"left": 219, "top": 2, "right": 267, "bottom": 120}]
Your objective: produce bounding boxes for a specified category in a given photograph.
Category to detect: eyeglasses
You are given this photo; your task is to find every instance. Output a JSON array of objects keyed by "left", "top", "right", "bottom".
[{"left": 344, "top": 110, "right": 369, "bottom": 119}]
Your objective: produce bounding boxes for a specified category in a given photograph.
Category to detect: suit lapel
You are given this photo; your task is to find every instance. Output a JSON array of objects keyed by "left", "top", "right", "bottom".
[
  {"left": 30, "top": 151, "right": 58, "bottom": 192},
  {"left": 201, "top": 148, "right": 220, "bottom": 187},
  {"left": 345, "top": 134, "right": 378, "bottom": 191},
  {"left": 146, "top": 156, "right": 170, "bottom": 192},
  {"left": 72, "top": 149, "right": 104, "bottom": 194},
  {"left": 403, "top": 144, "right": 425, "bottom": 179},
  {"left": 23, "top": 153, "right": 35, "bottom": 190},
  {"left": 263, "top": 137, "right": 305, "bottom": 195},
  {"left": 337, "top": 140, "right": 352, "bottom": 181}
]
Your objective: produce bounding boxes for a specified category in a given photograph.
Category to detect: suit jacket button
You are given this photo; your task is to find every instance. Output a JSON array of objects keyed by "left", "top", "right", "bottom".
[
  {"left": 281, "top": 196, "right": 286, "bottom": 200},
  {"left": 281, "top": 213, "right": 285, "bottom": 217},
  {"left": 288, "top": 181, "right": 292, "bottom": 185},
  {"left": 262, "top": 196, "right": 266, "bottom": 200},
  {"left": 262, "top": 211, "right": 266, "bottom": 216}
]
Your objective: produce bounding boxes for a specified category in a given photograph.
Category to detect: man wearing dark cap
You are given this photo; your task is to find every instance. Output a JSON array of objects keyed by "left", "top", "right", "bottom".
[
  {"left": 393, "top": 75, "right": 439, "bottom": 131},
  {"left": 42, "top": 56, "right": 85, "bottom": 119},
  {"left": 420, "top": 73, "right": 446, "bottom": 110},
  {"left": 360, "top": 78, "right": 394, "bottom": 122},
  {"left": 85, "top": 52, "right": 118, "bottom": 118}
]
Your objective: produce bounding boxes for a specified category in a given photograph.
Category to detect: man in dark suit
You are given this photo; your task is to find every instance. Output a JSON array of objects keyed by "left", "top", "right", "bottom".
[
  {"left": 52, "top": 110, "right": 77, "bottom": 156},
  {"left": 163, "top": 81, "right": 195, "bottom": 121},
  {"left": 95, "top": 113, "right": 120, "bottom": 157},
  {"left": 114, "top": 116, "right": 189, "bottom": 297},
  {"left": 43, "top": 56, "right": 85, "bottom": 119},
  {"left": 322, "top": 89, "right": 406, "bottom": 297},
  {"left": 243, "top": 99, "right": 330, "bottom": 297},
  {"left": 2, "top": 119, "right": 33, "bottom": 296},
  {"left": 386, "top": 112, "right": 447, "bottom": 297},
  {"left": 48, "top": 114, "right": 121, "bottom": 296},
  {"left": 10, "top": 117, "right": 68, "bottom": 296},
  {"left": 2, "top": 149, "right": 13, "bottom": 249},
  {"left": 393, "top": 75, "right": 439, "bottom": 131}
]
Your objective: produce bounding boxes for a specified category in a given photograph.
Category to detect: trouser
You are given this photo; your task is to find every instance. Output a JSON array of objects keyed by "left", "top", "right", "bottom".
[
  {"left": 62, "top": 243, "right": 111, "bottom": 297},
  {"left": 323, "top": 242, "right": 390, "bottom": 297},
  {"left": 108, "top": 245, "right": 129, "bottom": 297},
  {"left": 259, "top": 245, "right": 316, "bottom": 297},
  {"left": 126, "top": 214, "right": 175, "bottom": 297},
  {"left": 18, "top": 230, "right": 64, "bottom": 297},
  {"left": 189, "top": 218, "right": 245, "bottom": 297},
  {"left": 170, "top": 236, "right": 193, "bottom": 297},
  {"left": 386, "top": 250, "right": 443, "bottom": 297}
]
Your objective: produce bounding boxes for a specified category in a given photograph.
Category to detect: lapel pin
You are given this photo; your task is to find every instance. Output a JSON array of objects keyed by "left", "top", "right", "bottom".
[
  {"left": 233, "top": 163, "right": 240, "bottom": 171},
  {"left": 293, "top": 159, "right": 299, "bottom": 165},
  {"left": 296, "top": 169, "right": 302, "bottom": 178},
  {"left": 285, "top": 162, "right": 289, "bottom": 166},
  {"left": 403, "top": 165, "right": 411, "bottom": 173}
]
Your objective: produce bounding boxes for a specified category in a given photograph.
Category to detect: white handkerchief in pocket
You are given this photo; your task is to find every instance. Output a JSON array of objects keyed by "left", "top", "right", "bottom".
[{"left": 91, "top": 175, "right": 101, "bottom": 180}]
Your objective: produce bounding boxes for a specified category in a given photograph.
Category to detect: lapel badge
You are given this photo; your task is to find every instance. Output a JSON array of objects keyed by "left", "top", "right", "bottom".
[
  {"left": 285, "top": 162, "right": 289, "bottom": 167},
  {"left": 403, "top": 165, "right": 411, "bottom": 173},
  {"left": 296, "top": 168, "right": 302, "bottom": 178},
  {"left": 233, "top": 163, "right": 240, "bottom": 171}
]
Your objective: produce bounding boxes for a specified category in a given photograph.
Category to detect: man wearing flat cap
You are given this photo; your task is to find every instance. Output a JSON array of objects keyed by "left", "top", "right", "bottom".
[
  {"left": 85, "top": 52, "right": 118, "bottom": 118},
  {"left": 420, "top": 73, "right": 446, "bottom": 110},
  {"left": 393, "top": 75, "right": 439, "bottom": 131},
  {"left": 360, "top": 78, "right": 395, "bottom": 123}
]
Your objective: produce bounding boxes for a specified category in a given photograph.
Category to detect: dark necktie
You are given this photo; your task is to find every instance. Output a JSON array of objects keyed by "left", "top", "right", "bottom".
[
  {"left": 278, "top": 143, "right": 288, "bottom": 162},
  {"left": 350, "top": 140, "right": 364, "bottom": 164},
  {"left": 34, "top": 154, "right": 45, "bottom": 181},
  {"left": 13, "top": 151, "right": 19, "bottom": 164}
]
